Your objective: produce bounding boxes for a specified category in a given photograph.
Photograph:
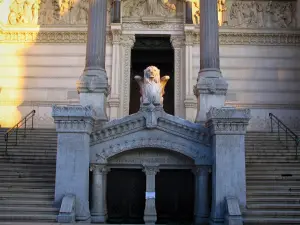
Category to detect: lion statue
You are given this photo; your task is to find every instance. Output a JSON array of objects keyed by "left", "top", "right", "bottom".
[{"left": 134, "top": 66, "right": 170, "bottom": 106}]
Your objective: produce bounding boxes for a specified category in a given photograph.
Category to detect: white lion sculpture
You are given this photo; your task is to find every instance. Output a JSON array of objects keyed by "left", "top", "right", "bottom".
[{"left": 134, "top": 66, "right": 170, "bottom": 106}]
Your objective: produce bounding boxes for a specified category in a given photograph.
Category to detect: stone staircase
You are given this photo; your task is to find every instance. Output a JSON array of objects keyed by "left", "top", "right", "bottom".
[
  {"left": 0, "top": 128, "right": 300, "bottom": 224},
  {"left": 244, "top": 131, "right": 300, "bottom": 224},
  {"left": 0, "top": 128, "right": 58, "bottom": 222}
]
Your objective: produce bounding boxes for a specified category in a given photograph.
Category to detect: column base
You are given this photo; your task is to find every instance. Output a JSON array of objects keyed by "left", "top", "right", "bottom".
[
  {"left": 91, "top": 214, "right": 107, "bottom": 223},
  {"left": 76, "top": 215, "right": 91, "bottom": 223},
  {"left": 194, "top": 215, "right": 209, "bottom": 224},
  {"left": 209, "top": 217, "right": 224, "bottom": 225}
]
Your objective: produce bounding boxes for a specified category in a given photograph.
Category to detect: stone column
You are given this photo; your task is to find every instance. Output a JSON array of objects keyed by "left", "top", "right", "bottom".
[
  {"left": 206, "top": 107, "right": 251, "bottom": 224},
  {"left": 185, "top": 0, "right": 193, "bottom": 24},
  {"left": 120, "top": 35, "right": 135, "bottom": 117},
  {"left": 143, "top": 164, "right": 159, "bottom": 224},
  {"left": 90, "top": 165, "right": 110, "bottom": 223},
  {"left": 77, "top": 0, "right": 109, "bottom": 121},
  {"left": 184, "top": 28, "right": 197, "bottom": 121},
  {"left": 108, "top": 25, "right": 122, "bottom": 120},
  {"left": 171, "top": 36, "right": 184, "bottom": 118},
  {"left": 52, "top": 105, "right": 96, "bottom": 222},
  {"left": 193, "top": 166, "right": 210, "bottom": 224},
  {"left": 112, "top": 0, "right": 121, "bottom": 23},
  {"left": 194, "top": 0, "right": 228, "bottom": 124}
]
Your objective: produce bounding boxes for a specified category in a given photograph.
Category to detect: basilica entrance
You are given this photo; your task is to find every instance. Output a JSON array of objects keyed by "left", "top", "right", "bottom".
[
  {"left": 156, "top": 169, "right": 195, "bottom": 224},
  {"left": 106, "top": 169, "right": 146, "bottom": 224},
  {"left": 130, "top": 35, "right": 174, "bottom": 115}
]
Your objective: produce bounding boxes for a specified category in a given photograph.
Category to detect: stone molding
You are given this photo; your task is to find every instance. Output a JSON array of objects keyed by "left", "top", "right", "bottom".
[
  {"left": 0, "top": 28, "right": 299, "bottom": 46},
  {"left": 94, "top": 137, "right": 208, "bottom": 163},
  {"left": 206, "top": 107, "right": 251, "bottom": 135},
  {"left": 90, "top": 109, "right": 209, "bottom": 146},
  {"left": 52, "top": 105, "right": 96, "bottom": 133}
]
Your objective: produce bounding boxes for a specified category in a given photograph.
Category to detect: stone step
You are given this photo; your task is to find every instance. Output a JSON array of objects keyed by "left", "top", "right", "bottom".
[
  {"left": 246, "top": 175, "right": 300, "bottom": 180},
  {"left": 247, "top": 203, "right": 300, "bottom": 210},
  {"left": 0, "top": 192, "right": 54, "bottom": 200},
  {"left": 247, "top": 191, "right": 300, "bottom": 197},
  {"left": 0, "top": 199, "right": 54, "bottom": 206},
  {"left": 0, "top": 177, "right": 55, "bottom": 182},
  {"left": 0, "top": 187, "right": 54, "bottom": 194},
  {"left": 243, "top": 217, "right": 300, "bottom": 224},
  {"left": 0, "top": 182, "right": 55, "bottom": 188},
  {"left": 0, "top": 206, "right": 58, "bottom": 213},
  {"left": 247, "top": 197, "right": 300, "bottom": 204},
  {"left": 245, "top": 210, "right": 300, "bottom": 217},
  {"left": 246, "top": 185, "right": 300, "bottom": 191},
  {"left": 0, "top": 213, "right": 57, "bottom": 222}
]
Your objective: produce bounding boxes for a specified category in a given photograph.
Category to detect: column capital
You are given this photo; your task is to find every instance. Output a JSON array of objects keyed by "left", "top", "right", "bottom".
[
  {"left": 90, "top": 165, "right": 110, "bottom": 175},
  {"left": 143, "top": 164, "right": 160, "bottom": 176},
  {"left": 206, "top": 107, "right": 251, "bottom": 135},
  {"left": 120, "top": 34, "right": 135, "bottom": 48},
  {"left": 170, "top": 35, "right": 184, "bottom": 49},
  {"left": 192, "top": 166, "right": 211, "bottom": 176}
]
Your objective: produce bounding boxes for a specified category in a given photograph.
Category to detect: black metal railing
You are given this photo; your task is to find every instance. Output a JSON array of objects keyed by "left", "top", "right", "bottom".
[
  {"left": 4, "top": 110, "right": 36, "bottom": 155},
  {"left": 269, "top": 113, "right": 299, "bottom": 159}
]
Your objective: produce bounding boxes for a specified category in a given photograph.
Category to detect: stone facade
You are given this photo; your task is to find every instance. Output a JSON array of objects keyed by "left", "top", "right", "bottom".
[{"left": 0, "top": 0, "right": 299, "bottom": 130}]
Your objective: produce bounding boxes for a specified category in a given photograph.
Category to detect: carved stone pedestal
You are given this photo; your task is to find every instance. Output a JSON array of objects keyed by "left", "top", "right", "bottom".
[
  {"left": 206, "top": 107, "right": 251, "bottom": 224},
  {"left": 52, "top": 105, "right": 96, "bottom": 222}
]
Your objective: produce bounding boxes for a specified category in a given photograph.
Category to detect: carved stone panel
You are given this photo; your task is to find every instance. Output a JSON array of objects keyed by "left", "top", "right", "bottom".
[
  {"left": 227, "top": 1, "right": 296, "bottom": 28},
  {"left": 108, "top": 148, "right": 194, "bottom": 165}
]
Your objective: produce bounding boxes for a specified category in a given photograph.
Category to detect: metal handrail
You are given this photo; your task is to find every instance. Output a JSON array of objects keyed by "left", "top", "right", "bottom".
[
  {"left": 269, "top": 113, "right": 299, "bottom": 159},
  {"left": 4, "top": 110, "right": 36, "bottom": 155}
]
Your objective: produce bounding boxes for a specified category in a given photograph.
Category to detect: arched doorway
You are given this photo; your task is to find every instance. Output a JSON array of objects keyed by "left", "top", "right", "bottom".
[{"left": 105, "top": 148, "right": 195, "bottom": 224}]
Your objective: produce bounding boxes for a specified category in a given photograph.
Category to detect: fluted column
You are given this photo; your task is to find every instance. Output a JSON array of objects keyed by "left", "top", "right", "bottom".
[
  {"left": 77, "top": 0, "right": 108, "bottom": 121},
  {"left": 194, "top": 0, "right": 228, "bottom": 124},
  {"left": 113, "top": 0, "right": 121, "bottom": 23},
  {"left": 143, "top": 164, "right": 159, "bottom": 225},
  {"left": 193, "top": 166, "right": 210, "bottom": 224},
  {"left": 185, "top": 0, "right": 193, "bottom": 24},
  {"left": 90, "top": 165, "right": 110, "bottom": 223}
]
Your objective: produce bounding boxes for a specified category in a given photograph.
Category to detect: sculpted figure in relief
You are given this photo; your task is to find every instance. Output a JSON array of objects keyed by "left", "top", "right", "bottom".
[
  {"left": 8, "top": 0, "right": 40, "bottom": 25},
  {"left": 135, "top": 66, "right": 170, "bottom": 106},
  {"left": 122, "top": 0, "right": 176, "bottom": 17},
  {"left": 229, "top": 1, "right": 295, "bottom": 28}
]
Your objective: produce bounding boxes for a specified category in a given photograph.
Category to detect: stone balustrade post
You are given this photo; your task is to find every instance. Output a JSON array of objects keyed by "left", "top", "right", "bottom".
[
  {"left": 194, "top": 0, "right": 228, "bottom": 124},
  {"left": 112, "top": 0, "right": 121, "bottom": 23},
  {"left": 185, "top": 0, "right": 193, "bottom": 24},
  {"left": 206, "top": 107, "right": 251, "bottom": 224},
  {"left": 193, "top": 166, "right": 210, "bottom": 224},
  {"left": 77, "top": 0, "right": 109, "bottom": 122},
  {"left": 90, "top": 165, "right": 110, "bottom": 223},
  {"left": 143, "top": 164, "right": 159, "bottom": 225},
  {"left": 52, "top": 105, "right": 96, "bottom": 222}
]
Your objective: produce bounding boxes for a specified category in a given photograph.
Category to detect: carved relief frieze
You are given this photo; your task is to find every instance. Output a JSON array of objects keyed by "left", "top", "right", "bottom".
[
  {"left": 122, "top": 0, "right": 177, "bottom": 18},
  {"left": 227, "top": 1, "right": 296, "bottom": 28},
  {"left": 122, "top": 21, "right": 184, "bottom": 30}
]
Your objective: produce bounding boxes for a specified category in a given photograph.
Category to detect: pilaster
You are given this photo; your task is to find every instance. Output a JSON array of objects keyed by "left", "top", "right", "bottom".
[
  {"left": 77, "top": 0, "right": 108, "bottom": 121},
  {"left": 90, "top": 164, "right": 110, "bottom": 223},
  {"left": 184, "top": 26, "right": 197, "bottom": 121},
  {"left": 297, "top": 0, "right": 300, "bottom": 28},
  {"left": 52, "top": 105, "right": 96, "bottom": 222},
  {"left": 109, "top": 24, "right": 122, "bottom": 120},
  {"left": 206, "top": 107, "right": 251, "bottom": 225},
  {"left": 143, "top": 164, "right": 159, "bottom": 225},
  {"left": 170, "top": 35, "right": 184, "bottom": 118},
  {"left": 194, "top": 0, "right": 228, "bottom": 124},
  {"left": 120, "top": 34, "right": 135, "bottom": 117},
  {"left": 193, "top": 166, "right": 211, "bottom": 224}
]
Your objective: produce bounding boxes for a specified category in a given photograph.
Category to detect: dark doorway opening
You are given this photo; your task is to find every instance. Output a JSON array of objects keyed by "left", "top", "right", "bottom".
[
  {"left": 107, "top": 169, "right": 146, "bottom": 224},
  {"left": 130, "top": 35, "right": 174, "bottom": 115},
  {"left": 156, "top": 169, "right": 195, "bottom": 224}
]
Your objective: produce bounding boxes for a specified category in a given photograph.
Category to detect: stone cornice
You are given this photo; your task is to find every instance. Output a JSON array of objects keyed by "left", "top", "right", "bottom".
[
  {"left": 206, "top": 107, "right": 251, "bottom": 135},
  {"left": 0, "top": 22, "right": 299, "bottom": 46}
]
